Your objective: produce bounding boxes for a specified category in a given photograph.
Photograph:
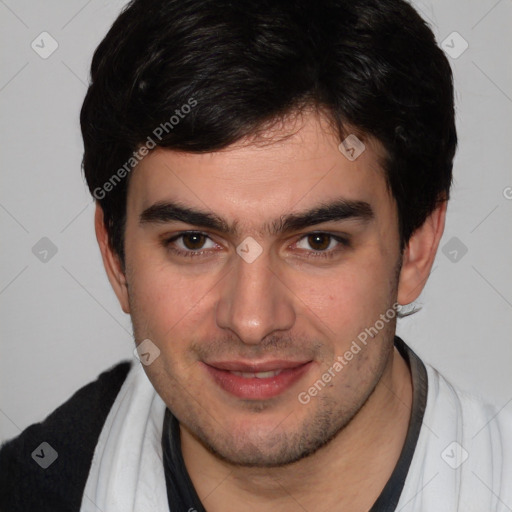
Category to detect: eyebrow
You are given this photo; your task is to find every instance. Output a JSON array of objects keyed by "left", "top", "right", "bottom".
[{"left": 139, "top": 199, "right": 374, "bottom": 236}]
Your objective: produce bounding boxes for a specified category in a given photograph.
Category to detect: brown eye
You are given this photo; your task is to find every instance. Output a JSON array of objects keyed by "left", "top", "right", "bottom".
[
  {"left": 293, "top": 232, "right": 350, "bottom": 259},
  {"left": 307, "top": 233, "right": 332, "bottom": 251},
  {"left": 163, "top": 231, "right": 218, "bottom": 257},
  {"left": 182, "top": 233, "right": 207, "bottom": 250}
]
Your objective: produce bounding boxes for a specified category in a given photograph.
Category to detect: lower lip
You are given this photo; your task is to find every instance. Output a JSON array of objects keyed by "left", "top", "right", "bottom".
[{"left": 203, "top": 362, "right": 312, "bottom": 400}]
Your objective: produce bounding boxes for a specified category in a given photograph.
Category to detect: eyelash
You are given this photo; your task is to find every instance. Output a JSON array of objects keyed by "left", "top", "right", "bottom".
[{"left": 162, "top": 231, "right": 350, "bottom": 259}]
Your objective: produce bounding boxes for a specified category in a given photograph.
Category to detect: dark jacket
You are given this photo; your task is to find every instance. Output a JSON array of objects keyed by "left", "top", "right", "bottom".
[{"left": 0, "top": 361, "right": 132, "bottom": 512}]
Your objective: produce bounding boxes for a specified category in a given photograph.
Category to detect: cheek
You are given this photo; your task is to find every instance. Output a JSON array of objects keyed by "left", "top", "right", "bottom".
[
  {"left": 130, "top": 269, "right": 213, "bottom": 335},
  {"left": 288, "top": 250, "right": 395, "bottom": 337},
  {"left": 125, "top": 238, "right": 218, "bottom": 341}
]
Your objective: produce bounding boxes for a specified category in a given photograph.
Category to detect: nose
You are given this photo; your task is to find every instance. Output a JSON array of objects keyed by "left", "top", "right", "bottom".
[{"left": 215, "top": 250, "right": 296, "bottom": 345}]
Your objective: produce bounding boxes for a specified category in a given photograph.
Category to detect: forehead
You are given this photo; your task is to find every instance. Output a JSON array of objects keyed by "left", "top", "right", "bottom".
[{"left": 126, "top": 111, "right": 393, "bottom": 226}]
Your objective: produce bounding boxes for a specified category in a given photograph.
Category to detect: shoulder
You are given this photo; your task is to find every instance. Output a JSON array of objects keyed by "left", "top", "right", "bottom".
[
  {"left": 415, "top": 363, "right": 512, "bottom": 508},
  {"left": 0, "top": 360, "right": 133, "bottom": 512},
  {"left": 425, "top": 363, "right": 512, "bottom": 438}
]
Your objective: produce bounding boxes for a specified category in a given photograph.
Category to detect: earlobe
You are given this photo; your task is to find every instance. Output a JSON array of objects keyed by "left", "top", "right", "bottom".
[
  {"left": 94, "top": 203, "right": 131, "bottom": 314},
  {"left": 397, "top": 201, "right": 447, "bottom": 305}
]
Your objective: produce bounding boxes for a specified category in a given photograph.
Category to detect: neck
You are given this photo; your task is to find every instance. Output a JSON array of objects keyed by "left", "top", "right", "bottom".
[{"left": 181, "top": 346, "right": 413, "bottom": 512}]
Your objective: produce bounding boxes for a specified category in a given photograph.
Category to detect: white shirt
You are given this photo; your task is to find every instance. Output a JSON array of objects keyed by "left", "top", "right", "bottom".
[{"left": 397, "top": 363, "right": 512, "bottom": 511}]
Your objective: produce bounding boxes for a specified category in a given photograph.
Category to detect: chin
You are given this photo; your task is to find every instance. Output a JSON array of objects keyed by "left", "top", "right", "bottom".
[{"left": 190, "top": 403, "right": 353, "bottom": 468}]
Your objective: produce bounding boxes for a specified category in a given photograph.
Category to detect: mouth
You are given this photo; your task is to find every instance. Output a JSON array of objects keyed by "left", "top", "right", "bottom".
[{"left": 202, "top": 359, "right": 313, "bottom": 400}]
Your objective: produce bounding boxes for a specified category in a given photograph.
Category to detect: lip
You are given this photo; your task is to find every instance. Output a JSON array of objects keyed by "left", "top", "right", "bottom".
[
  {"left": 203, "top": 360, "right": 313, "bottom": 400},
  {"left": 205, "top": 359, "right": 310, "bottom": 372}
]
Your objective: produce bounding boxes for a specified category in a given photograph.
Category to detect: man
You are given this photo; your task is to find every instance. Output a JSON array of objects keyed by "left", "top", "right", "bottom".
[{"left": 1, "top": 0, "right": 510, "bottom": 510}]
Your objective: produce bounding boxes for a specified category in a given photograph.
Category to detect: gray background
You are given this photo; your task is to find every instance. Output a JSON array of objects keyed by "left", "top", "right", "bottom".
[{"left": 1, "top": 0, "right": 511, "bottom": 443}]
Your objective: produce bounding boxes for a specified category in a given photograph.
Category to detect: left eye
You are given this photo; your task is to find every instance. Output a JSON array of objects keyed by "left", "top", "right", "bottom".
[{"left": 295, "top": 233, "right": 343, "bottom": 252}]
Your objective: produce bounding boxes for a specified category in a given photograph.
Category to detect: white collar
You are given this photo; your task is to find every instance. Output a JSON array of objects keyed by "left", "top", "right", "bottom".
[{"left": 80, "top": 363, "right": 169, "bottom": 512}]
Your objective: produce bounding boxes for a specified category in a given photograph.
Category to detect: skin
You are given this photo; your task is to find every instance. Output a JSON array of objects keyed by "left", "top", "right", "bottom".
[{"left": 96, "top": 110, "right": 446, "bottom": 511}]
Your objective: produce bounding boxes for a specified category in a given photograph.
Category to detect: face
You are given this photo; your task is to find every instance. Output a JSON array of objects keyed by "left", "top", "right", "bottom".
[{"left": 116, "top": 111, "right": 405, "bottom": 466}]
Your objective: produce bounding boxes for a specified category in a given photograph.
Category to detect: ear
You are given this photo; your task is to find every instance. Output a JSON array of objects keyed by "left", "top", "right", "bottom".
[
  {"left": 397, "top": 201, "right": 447, "bottom": 305},
  {"left": 94, "top": 203, "right": 131, "bottom": 314}
]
